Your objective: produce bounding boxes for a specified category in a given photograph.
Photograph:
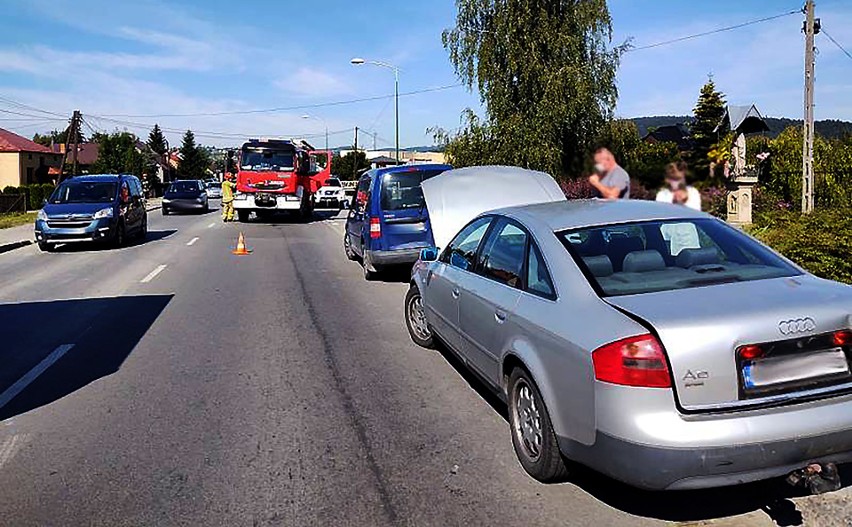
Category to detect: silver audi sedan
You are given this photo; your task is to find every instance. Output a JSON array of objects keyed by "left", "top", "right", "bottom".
[{"left": 405, "top": 166, "right": 852, "bottom": 490}]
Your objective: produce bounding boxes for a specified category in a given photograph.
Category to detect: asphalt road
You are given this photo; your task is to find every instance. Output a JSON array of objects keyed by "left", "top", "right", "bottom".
[{"left": 0, "top": 203, "right": 849, "bottom": 526}]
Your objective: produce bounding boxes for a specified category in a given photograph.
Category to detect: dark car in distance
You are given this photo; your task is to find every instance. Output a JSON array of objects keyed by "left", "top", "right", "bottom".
[
  {"left": 35, "top": 174, "right": 147, "bottom": 251},
  {"left": 162, "top": 180, "right": 209, "bottom": 215}
]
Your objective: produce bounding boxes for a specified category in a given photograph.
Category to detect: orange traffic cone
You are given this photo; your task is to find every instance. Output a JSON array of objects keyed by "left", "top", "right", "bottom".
[{"left": 232, "top": 232, "right": 251, "bottom": 255}]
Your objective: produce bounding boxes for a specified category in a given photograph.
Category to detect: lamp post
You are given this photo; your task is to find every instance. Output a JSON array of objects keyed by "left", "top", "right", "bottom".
[
  {"left": 301, "top": 114, "right": 328, "bottom": 152},
  {"left": 351, "top": 57, "right": 400, "bottom": 164}
]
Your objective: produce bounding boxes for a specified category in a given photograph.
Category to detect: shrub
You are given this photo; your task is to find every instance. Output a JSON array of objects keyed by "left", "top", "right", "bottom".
[
  {"left": 748, "top": 209, "right": 852, "bottom": 284},
  {"left": 3, "top": 186, "right": 19, "bottom": 195}
]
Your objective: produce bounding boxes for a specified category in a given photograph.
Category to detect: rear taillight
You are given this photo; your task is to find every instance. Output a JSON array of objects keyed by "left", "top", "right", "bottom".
[
  {"left": 834, "top": 330, "right": 852, "bottom": 347},
  {"left": 370, "top": 217, "right": 381, "bottom": 239},
  {"left": 737, "top": 344, "right": 765, "bottom": 360},
  {"left": 592, "top": 334, "right": 671, "bottom": 388}
]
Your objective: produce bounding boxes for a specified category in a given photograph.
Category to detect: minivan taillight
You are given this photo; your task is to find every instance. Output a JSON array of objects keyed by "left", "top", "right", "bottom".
[
  {"left": 592, "top": 334, "right": 671, "bottom": 388},
  {"left": 370, "top": 217, "right": 381, "bottom": 239}
]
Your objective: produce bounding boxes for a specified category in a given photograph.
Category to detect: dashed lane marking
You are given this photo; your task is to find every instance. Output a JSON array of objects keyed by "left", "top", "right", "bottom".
[
  {"left": 207, "top": 222, "right": 216, "bottom": 228},
  {"left": 140, "top": 264, "right": 167, "bottom": 283},
  {"left": 0, "top": 344, "right": 74, "bottom": 411},
  {"left": 187, "top": 237, "right": 199, "bottom": 246}
]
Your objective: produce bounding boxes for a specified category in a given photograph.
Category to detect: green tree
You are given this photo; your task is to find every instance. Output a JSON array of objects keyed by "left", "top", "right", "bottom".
[
  {"left": 690, "top": 78, "right": 727, "bottom": 180},
  {"left": 147, "top": 124, "right": 168, "bottom": 156},
  {"left": 331, "top": 151, "right": 370, "bottom": 180},
  {"left": 33, "top": 128, "right": 84, "bottom": 147},
  {"left": 440, "top": 0, "right": 624, "bottom": 176},
  {"left": 176, "top": 130, "right": 207, "bottom": 180},
  {"left": 91, "top": 132, "right": 139, "bottom": 174}
]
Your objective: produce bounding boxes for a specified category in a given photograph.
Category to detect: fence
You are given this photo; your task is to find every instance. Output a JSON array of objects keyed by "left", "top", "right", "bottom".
[{"left": 0, "top": 194, "right": 26, "bottom": 213}]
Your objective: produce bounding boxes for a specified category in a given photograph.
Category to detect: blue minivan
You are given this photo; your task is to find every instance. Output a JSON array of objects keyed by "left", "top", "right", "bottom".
[
  {"left": 35, "top": 174, "right": 148, "bottom": 251},
  {"left": 344, "top": 164, "right": 451, "bottom": 279}
]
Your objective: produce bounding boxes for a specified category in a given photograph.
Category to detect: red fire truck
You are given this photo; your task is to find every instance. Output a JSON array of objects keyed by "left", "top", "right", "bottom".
[{"left": 230, "top": 138, "right": 332, "bottom": 222}]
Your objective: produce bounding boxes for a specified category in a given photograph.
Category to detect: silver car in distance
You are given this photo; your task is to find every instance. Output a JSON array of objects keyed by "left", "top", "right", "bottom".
[{"left": 405, "top": 166, "right": 852, "bottom": 490}]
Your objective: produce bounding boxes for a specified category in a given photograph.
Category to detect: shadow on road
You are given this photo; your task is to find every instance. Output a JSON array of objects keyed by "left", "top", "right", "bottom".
[
  {"left": 431, "top": 340, "right": 849, "bottom": 525},
  {"left": 0, "top": 295, "right": 173, "bottom": 421},
  {"left": 240, "top": 208, "right": 345, "bottom": 225},
  {"left": 53, "top": 230, "right": 177, "bottom": 252}
]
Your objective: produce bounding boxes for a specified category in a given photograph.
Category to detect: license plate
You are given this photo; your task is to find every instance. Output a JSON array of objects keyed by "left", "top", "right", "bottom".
[{"left": 743, "top": 348, "right": 850, "bottom": 390}]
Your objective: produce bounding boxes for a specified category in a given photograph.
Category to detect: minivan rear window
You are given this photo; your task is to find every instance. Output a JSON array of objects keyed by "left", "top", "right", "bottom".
[
  {"left": 380, "top": 169, "right": 445, "bottom": 211},
  {"left": 560, "top": 218, "right": 800, "bottom": 297}
]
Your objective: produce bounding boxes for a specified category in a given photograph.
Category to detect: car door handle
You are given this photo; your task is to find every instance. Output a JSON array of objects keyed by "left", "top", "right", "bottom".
[
  {"left": 452, "top": 288, "right": 460, "bottom": 299},
  {"left": 495, "top": 309, "right": 507, "bottom": 323}
]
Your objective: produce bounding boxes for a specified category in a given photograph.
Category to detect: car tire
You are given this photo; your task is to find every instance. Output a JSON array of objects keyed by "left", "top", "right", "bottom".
[
  {"left": 113, "top": 222, "right": 126, "bottom": 248},
  {"left": 37, "top": 241, "right": 54, "bottom": 252},
  {"left": 362, "top": 250, "right": 378, "bottom": 281},
  {"left": 344, "top": 233, "right": 357, "bottom": 261},
  {"left": 405, "top": 285, "right": 434, "bottom": 348},
  {"left": 139, "top": 216, "right": 148, "bottom": 240},
  {"left": 202, "top": 203, "right": 209, "bottom": 213},
  {"left": 237, "top": 210, "right": 250, "bottom": 223},
  {"left": 508, "top": 368, "right": 569, "bottom": 483},
  {"left": 162, "top": 207, "right": 169, "bottom": 216}
]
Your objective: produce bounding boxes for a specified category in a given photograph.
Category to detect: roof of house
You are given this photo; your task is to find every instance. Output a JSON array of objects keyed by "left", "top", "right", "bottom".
[
  {"left": 642, "top": 124, "right": 693, "bottom": 149},
  {"left": 51, "top": 142, "right": 100, "bottom": 165},
  {"left": 0, "top": 128, "right": 56, "bottom": 154},
  {"left": 716, "top": 104, "right": 770, "bottom": 134}
]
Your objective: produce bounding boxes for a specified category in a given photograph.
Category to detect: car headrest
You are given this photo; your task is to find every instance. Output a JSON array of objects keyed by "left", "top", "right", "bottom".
[
  {"left": 676, "top": 248, "right": 721, "bottom": 268},
  {"left": 623, "top": 250, "right": 666, "bottom": 273},
  {"left": 582, "top": 255, "right": 613, "bottom": 277}
]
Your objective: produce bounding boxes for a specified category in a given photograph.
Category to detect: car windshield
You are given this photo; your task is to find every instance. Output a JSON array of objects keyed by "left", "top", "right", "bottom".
[
  {"left": 560, "top": 218, "right": 801, "bottom": 297},
  {"left": 49, "top": 181, "right": 116, "bottom": 204},
  {"left": 207, "top": 182, "right": 221, "bottom": 189},
  {"left": 324, "top": 179, "right": 342, "bottom": 187},
  {"left": 168, "top": 182, "right": 200, "bottom": 193},
  {"left": 380, "top": 169, "right": 446, "bottom": 211},
  {"left": 241, "top": 149, "right": 294, "bottom": 171}
]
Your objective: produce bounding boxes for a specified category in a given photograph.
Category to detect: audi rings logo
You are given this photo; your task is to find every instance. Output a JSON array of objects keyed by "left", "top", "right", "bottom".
[{"left": 778, "top": 317, "right": 816, "bottom": 335}]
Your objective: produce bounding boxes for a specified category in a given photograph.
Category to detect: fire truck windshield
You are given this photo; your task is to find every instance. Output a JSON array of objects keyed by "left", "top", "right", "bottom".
[{"left": 240, "top": 149, "right": 295, "bottom": 171}]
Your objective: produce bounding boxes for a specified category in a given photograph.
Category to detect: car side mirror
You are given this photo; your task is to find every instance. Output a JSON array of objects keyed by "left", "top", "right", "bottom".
[
  {"left": 420, "top": 247, "right": 439, "bottom": 262},
  {"left": 42, "top": 198, "right": 47, "bottom": 206}
]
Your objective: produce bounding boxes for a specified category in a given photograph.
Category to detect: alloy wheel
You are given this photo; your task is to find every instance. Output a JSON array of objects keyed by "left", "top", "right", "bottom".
[
  {"left": 513, "top": 380, "right": 543, "bottom": 460},
  {"left": 407, "top": 294, "right": 431, "bottom": 341}
]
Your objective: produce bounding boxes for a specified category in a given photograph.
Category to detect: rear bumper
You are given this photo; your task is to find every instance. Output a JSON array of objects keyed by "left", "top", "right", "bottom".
[
  {"left": 366, "top": 248, "right": 422, "bottom": 266},
  {"left": 560, "top": 429, "right": 852, "bottom": 490},
  {"left": 163, "top": 199, "right": 206, "bottom": 210},
  {"left": 35, "top": 218, "right": 116, "bottom": 243},
  {"left": 559, "top": 382, "right": 852, "bottom": 490}
]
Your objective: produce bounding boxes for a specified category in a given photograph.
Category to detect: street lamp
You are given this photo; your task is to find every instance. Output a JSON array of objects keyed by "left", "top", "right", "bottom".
[
  {"left": 301, "top": 114, "right": 328, "bottom": 152},
  {"left": 350, "top": 57, "right": 400, "bottom": 164}
]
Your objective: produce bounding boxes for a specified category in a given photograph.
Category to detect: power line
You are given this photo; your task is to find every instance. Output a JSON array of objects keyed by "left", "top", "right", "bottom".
[
  {"left": 97, "top": 83, "right": 464, "bottom": 118},
  {"left": 627, "top": 9, "right": 801, "bottom": 52},
  {"left": 0, "top": 96, "right": 67, "bottom": 118},
  {"left": 821, "top": 28, "right": 852, "bottom": 62}
]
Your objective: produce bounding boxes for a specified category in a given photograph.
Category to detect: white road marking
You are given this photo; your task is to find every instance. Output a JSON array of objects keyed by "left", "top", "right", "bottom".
[
  {"left": 0, "top": 344, "right": 74, "bottom": 410},
  {"left": 0, "top": 433, "right": 29, "bottom": 469},
  {"left": 140, "top": 264, "right": 167, "bottom": 283},
  {"left": 187, "top": 237, "right": 199, "bottom": 246},
  {"left": 207, "top": 222, "right": 216, "bottom": 228}
]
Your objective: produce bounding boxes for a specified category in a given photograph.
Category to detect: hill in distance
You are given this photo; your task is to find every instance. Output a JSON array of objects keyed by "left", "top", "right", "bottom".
[{"left": 632, "top": 115, "right": 852, "bottom": 140}]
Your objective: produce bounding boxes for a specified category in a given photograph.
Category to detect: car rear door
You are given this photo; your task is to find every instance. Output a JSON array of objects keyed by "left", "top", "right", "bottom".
[
  {"left": 457, "top": 218, "right": 527, "bottom": 384},
  {"left": 346, "top": 174, "right": 372, "bottom": 256},
  {"left": 377, "top": 168, "right": 446, "bottom": 252},
  {"left": 425, "top": 216, "right": 493, "bottom": 353}
]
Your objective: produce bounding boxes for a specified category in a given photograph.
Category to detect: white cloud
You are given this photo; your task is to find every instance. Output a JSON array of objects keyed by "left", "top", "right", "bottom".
[{"left": 275, "top": 67, "right": 352, "bottom": 97}]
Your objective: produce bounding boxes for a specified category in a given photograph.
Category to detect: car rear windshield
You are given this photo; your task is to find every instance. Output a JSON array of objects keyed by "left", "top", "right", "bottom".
[
  {"left": 325, "top": 178, "right": 342, "bottom": 187},
  {"left": 207, "top": 182, "right": 221, "bottom": 189},
  {"left": 380, "top": 169, "right": 445, "bottom": 211},
  {"left": 560, "top": 218, "right": 801, "bottom": 297},
  {"left": 168, "top": 182, "right": 200, "bottom": 193},
  {"left": 50, "top": 181, "right": 116, "bottom": 204}
]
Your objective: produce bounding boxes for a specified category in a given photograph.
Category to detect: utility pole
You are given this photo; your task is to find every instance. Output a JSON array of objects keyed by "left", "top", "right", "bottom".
[
  {"left": 353, "top": 126, "right": 359, "bottom": 180},
  {"left": 802, "top": 0, "right": 817, "bottom": 213},
  {"left": 58, "top": 109, "right": 82, "bottom": 182}
]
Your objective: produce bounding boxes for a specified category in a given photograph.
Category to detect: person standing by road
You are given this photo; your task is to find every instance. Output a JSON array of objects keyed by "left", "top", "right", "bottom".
[
  {"left": 221, "top": 173, "right": 236, "bottom": 222},
  {"left": 588, "top": 148, "right": 630, "bottom": 199},
  {"left": 656, "top": 161, "right": 701, "bottom": 211}
]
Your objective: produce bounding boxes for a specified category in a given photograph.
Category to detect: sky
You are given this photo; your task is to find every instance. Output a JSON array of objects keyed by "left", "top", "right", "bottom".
[{"left": 0, "top": 0, "right": 850, "bottom": 148}]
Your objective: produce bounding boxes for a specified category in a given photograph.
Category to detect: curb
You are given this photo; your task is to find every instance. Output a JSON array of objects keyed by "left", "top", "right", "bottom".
[{"left": 0, "top": 240, "right": 32, "bottom": 254}]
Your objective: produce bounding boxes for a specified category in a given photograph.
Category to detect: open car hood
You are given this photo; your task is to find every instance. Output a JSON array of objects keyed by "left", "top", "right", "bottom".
[{"left": 420, "top": 166, "right": 566, "bottom": 250}]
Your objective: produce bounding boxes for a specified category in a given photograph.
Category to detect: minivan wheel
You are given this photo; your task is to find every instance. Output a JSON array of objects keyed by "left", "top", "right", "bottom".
[
  {"left": 237, "top": 209, "right": 250, "bottom": 223},
  {"left": 162, "top": 207, "right": 169, "bottom": 216},
  {"left": 405, "top": 286, "right": 434, "bottom": 348},
  {"left": 362, "top": 250, "right": 378, "bottom": 281},
  {"left": 139, "top": 216, "right": 148, "bottom": 240},
  {"left": 113, "top": 222, "right": 126, "bottom": 248},
  {"left": 344, "top": 233, "right": 357, "bottom": 261},
  {"left": 508, "top": 368, "right": 568, "bottom": 482}
]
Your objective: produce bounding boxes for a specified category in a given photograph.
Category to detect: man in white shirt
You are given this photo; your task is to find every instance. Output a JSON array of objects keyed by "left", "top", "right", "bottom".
[{"left": 656, "top": 161, "right": 701, "bottom": 211}]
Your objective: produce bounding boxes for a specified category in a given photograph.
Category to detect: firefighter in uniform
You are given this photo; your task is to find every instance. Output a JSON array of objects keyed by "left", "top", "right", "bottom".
[{"left": 221, "top": 172, "right": 236, "bottom": 222}]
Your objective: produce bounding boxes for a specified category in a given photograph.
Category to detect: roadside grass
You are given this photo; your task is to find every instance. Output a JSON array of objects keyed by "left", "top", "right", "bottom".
[{"left": 0, "top": 212, "right": 37, "bottom": 230}]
